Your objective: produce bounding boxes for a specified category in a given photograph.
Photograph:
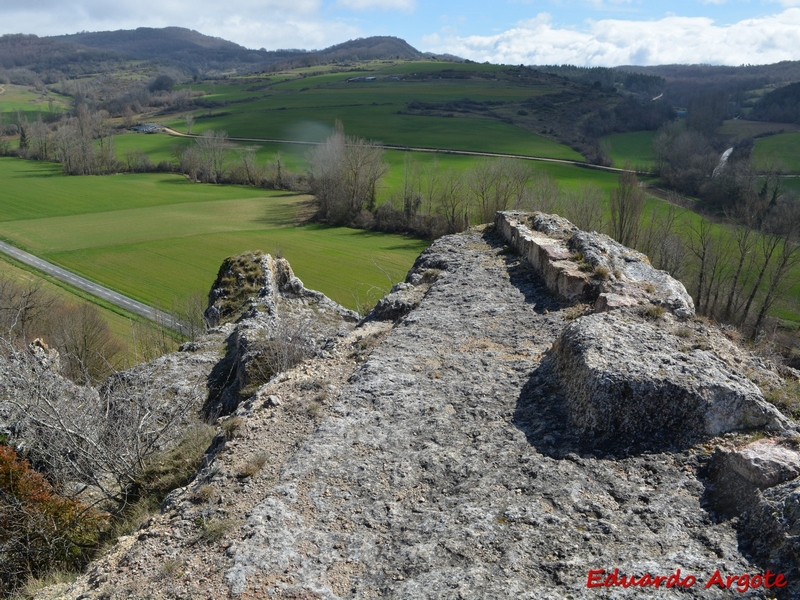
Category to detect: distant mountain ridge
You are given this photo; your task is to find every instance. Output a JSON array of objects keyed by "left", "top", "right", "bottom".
[
  {"left": 270, "top": 36, "right": 425, "bottom": 70},
  {"left": 54, "top": 27, "right": 305, "bottom": 71},
  {"left": 0, "top": 28, "right": 433, "bottom": 76}
]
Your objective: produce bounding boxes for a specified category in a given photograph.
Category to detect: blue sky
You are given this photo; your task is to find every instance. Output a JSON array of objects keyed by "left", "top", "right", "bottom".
[{"left": 1, "top": 0, "right": 799, "bottom": 66}]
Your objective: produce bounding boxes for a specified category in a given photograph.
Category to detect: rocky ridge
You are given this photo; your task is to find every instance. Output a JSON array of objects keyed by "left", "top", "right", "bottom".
[{"left": 39, "top": 213, "right": 800, "bottom": 599}]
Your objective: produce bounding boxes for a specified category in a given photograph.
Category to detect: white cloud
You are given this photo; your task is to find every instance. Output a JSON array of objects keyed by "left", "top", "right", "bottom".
[
  {"left": 422, "top": 9, "right": 800, "bottom": 66},
  {"left": 337, "top": 0, "right": 415, "bottom": 11}
]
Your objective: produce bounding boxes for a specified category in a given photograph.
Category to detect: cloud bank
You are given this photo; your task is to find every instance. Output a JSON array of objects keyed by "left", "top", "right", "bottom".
[{"left": 422, "top": 9, "right": 800, "bottom": 66}]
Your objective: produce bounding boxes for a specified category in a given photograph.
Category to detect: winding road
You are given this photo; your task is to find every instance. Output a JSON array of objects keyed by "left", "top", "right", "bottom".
[
  {"left": 163, "top": 128, "right": 646, "bottom": 175},
  {"left": 0, "top": 240, "right": 188, "bottom": 333}
]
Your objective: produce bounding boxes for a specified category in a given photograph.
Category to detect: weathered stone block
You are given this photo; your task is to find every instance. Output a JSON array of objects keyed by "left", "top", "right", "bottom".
[{"left": 552, "top": 312, "right": 789, "bottom": 446}]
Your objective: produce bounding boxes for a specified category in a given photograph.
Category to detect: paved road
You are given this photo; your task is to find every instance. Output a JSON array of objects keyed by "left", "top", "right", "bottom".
[
  {"left": 163, "top": 128, "right": 645, "bottom": 175},
  {"left": 0, "top": 240, "right": 188, "bottom": 333}
]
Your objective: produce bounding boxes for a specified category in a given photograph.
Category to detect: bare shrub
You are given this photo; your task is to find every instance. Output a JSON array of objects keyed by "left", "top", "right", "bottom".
[
  {"left": 308, "top": 120, "right": 388, "bottom": 224},
  {"left": 247, "top": 317, "right": 317, "bottom": 388},
  {"left": 170, "top": 291, "right": 208, "bottom": 341},
  {"left": 50, "top": 303, "right": 125, "bottom": 384},
  {"left": 0, "top": 337, "right": 201, "bottom": 505}
]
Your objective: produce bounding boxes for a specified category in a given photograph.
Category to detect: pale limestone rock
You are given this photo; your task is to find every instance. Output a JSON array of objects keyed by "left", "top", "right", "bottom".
[{"left": 552, "top": 312, "right": 789, "bottom": 447}]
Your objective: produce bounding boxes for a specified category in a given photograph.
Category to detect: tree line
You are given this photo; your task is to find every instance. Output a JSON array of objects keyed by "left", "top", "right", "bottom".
[
  {"left": 5, "top": 110, "right": 800, "bottom": 345},
  {"left": 306, "top": 124, "right": 800, "bottom": 345}
]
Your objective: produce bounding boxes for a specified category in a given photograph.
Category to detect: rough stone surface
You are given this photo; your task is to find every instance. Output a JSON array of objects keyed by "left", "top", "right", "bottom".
[
  {"left": 496, "top": 211, "right": 695, "bottom": 318},
  {"left": 205, "top": 252, "right": 358, "bottom": 327},
  {"left": 203, "top": 253, "right": 359, "bottom": 417},
  {"left": 594, "top": 292, "right": 639, "bottom": 312},
  {"left": 707, "top": 439, "right": 800, "bottom": 521},
  {"left": 41, "top": 220, "right": 800, "bottom": 600},
  {"left": 552, "top": 312, "right": 790, "bottom": 448},
  {"left": 737, "top": 478, "right": 800, "bottom": 598},
  {"left": 364, "top": 281, "right": 429, "bottom": 322},
  {"left": 722, "top": 439, "right": 800, "bottom": 489}
]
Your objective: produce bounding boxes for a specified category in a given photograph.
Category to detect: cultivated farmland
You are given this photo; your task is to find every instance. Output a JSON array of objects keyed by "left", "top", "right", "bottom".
[
  {"left": 166, "top": 60, "right": 585, "bottom": 160},
  {"left": 0, "top": 158, "right": 428, "bottom": 311}
]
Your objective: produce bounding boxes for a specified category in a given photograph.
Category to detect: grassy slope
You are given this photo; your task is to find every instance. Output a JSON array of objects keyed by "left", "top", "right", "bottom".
[
  {"left": 753, "top": 132, "right": 800, "bottom": 173},
  {"left": 0, "top": 84, "right": 70, "bottom": 119},
  {"left": 168, "top": 61, "right": 582, "bottom": 160},
  {"left": 0, "top": 255, "right": 136, "bottom": 339},
  {"left": 110, "top": 133, "right": 617, "bottom": 206},
  {"left": 0, "top": 254, "right": 179, "bottom": 365},
  {"left": 718, "top": 119, "right": 800, "bottom": 139},
  {"left": 48, "top": 226, "right": 427, "bottom": 312},
  {"left": 0, "top": 158, "right": 276, "bottom": 222},
  {"left": 601, "top": 131, "right": 657, "bottom": 171}
]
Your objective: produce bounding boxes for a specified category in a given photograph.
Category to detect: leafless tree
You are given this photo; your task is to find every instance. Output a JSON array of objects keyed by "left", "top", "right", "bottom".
[
  {"left": 195, "top": 129, "right": 229, "bottom": 183},
  {"left": 466, "top": 159, "right": 526, "bottom": 223},
  {"left": 468, "top": 160, "right": 495, "bottom": 224},
  {"left": 749, "top": 202, "right": 800, "bottom": 336},
  {"left": 50, "top": 303, "right": 125, "bottom": 385},
  {"left": 24, "top": 117, "right": 50, "bottom": 160},
  {"left": 638, "top": 201, "right": 685, "bottom": 277},
  {"left": 170, "top": 291, "right": 208, "bottom": 342},
  {"left": 421, "top": 158, "right": 441, "bottom": 216},
  {"left": 307, "top": 121, "right": 388, "bottom": 224},
  {"left": 436, "top": 169, "right": 467, "bottom": 233},
  {"left": 560, "top": 183, "right": 605, "bottom": 232},
  {"left": 235, "top": 146, "right": 264, "bottom": 186},
  {"left": 124, "top": 148, "right": 154, "bottom": 173},
  {"left": 400, "top": 153, "right": 422, "bottom": 219},
  {"left": 185, "top": 112, "right": 194, "bottom": 135},
  {"left": 123, "top": 106, "right": 135, "bottom": 128},
  {"left": 0, "top": 276, "right": 55, "bottom": 342},
  {"left": 686, "top": 217, "right": 718, "bottom": 312},
  {"left": 507, "top": 160, "right": 534, "bottom": 210},
  {"left": 609, "top": 169, "right": 644, "bottom": 247},
  {"left": 526, "top": 169, "right": 561, "bottom": 214},
  {"left": 721, "top": 207, "right": 760, "bottom": 322},
  {"left": 49, "top": 105, "right": 116, "bottom": 175},
  {"left": 178, "top": 145, "right": 202, "bottom": 182}
]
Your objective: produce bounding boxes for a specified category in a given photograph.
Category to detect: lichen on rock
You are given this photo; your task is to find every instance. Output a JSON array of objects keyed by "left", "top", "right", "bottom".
[{"left": 551, "top": 311, "right": 790, "bottom": 449}]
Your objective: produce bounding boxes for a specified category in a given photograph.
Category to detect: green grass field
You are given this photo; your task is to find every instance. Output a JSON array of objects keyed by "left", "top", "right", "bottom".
[
  {"left": 783, "top": 178, "right": 800, "bottom": 193},
  {"left": 111, "top": 132, "right": 308, "bottom": 172},
  {"left": 601, "top": 131, "right": 657, "bottom": 171},
  {"left": 0, "top": 158, "right": 427, "bottom": 311},
  {"left": 0, "top": 158, "right": 281, "bottom": 222},
  {"left": 753, "top": 133, "right": 800, "bottom": 173},
  {"left": 0, "top": 84, "right": 70, "bottom": 120},
  {"left": 165, "top": 60, "right": 582, "bottom": 161},
  {"left": 108, "top": 131, "right": 618, "bottom": 206},
  {"left": 184, "top": 107, "right": 581, "bottom": 159}
]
